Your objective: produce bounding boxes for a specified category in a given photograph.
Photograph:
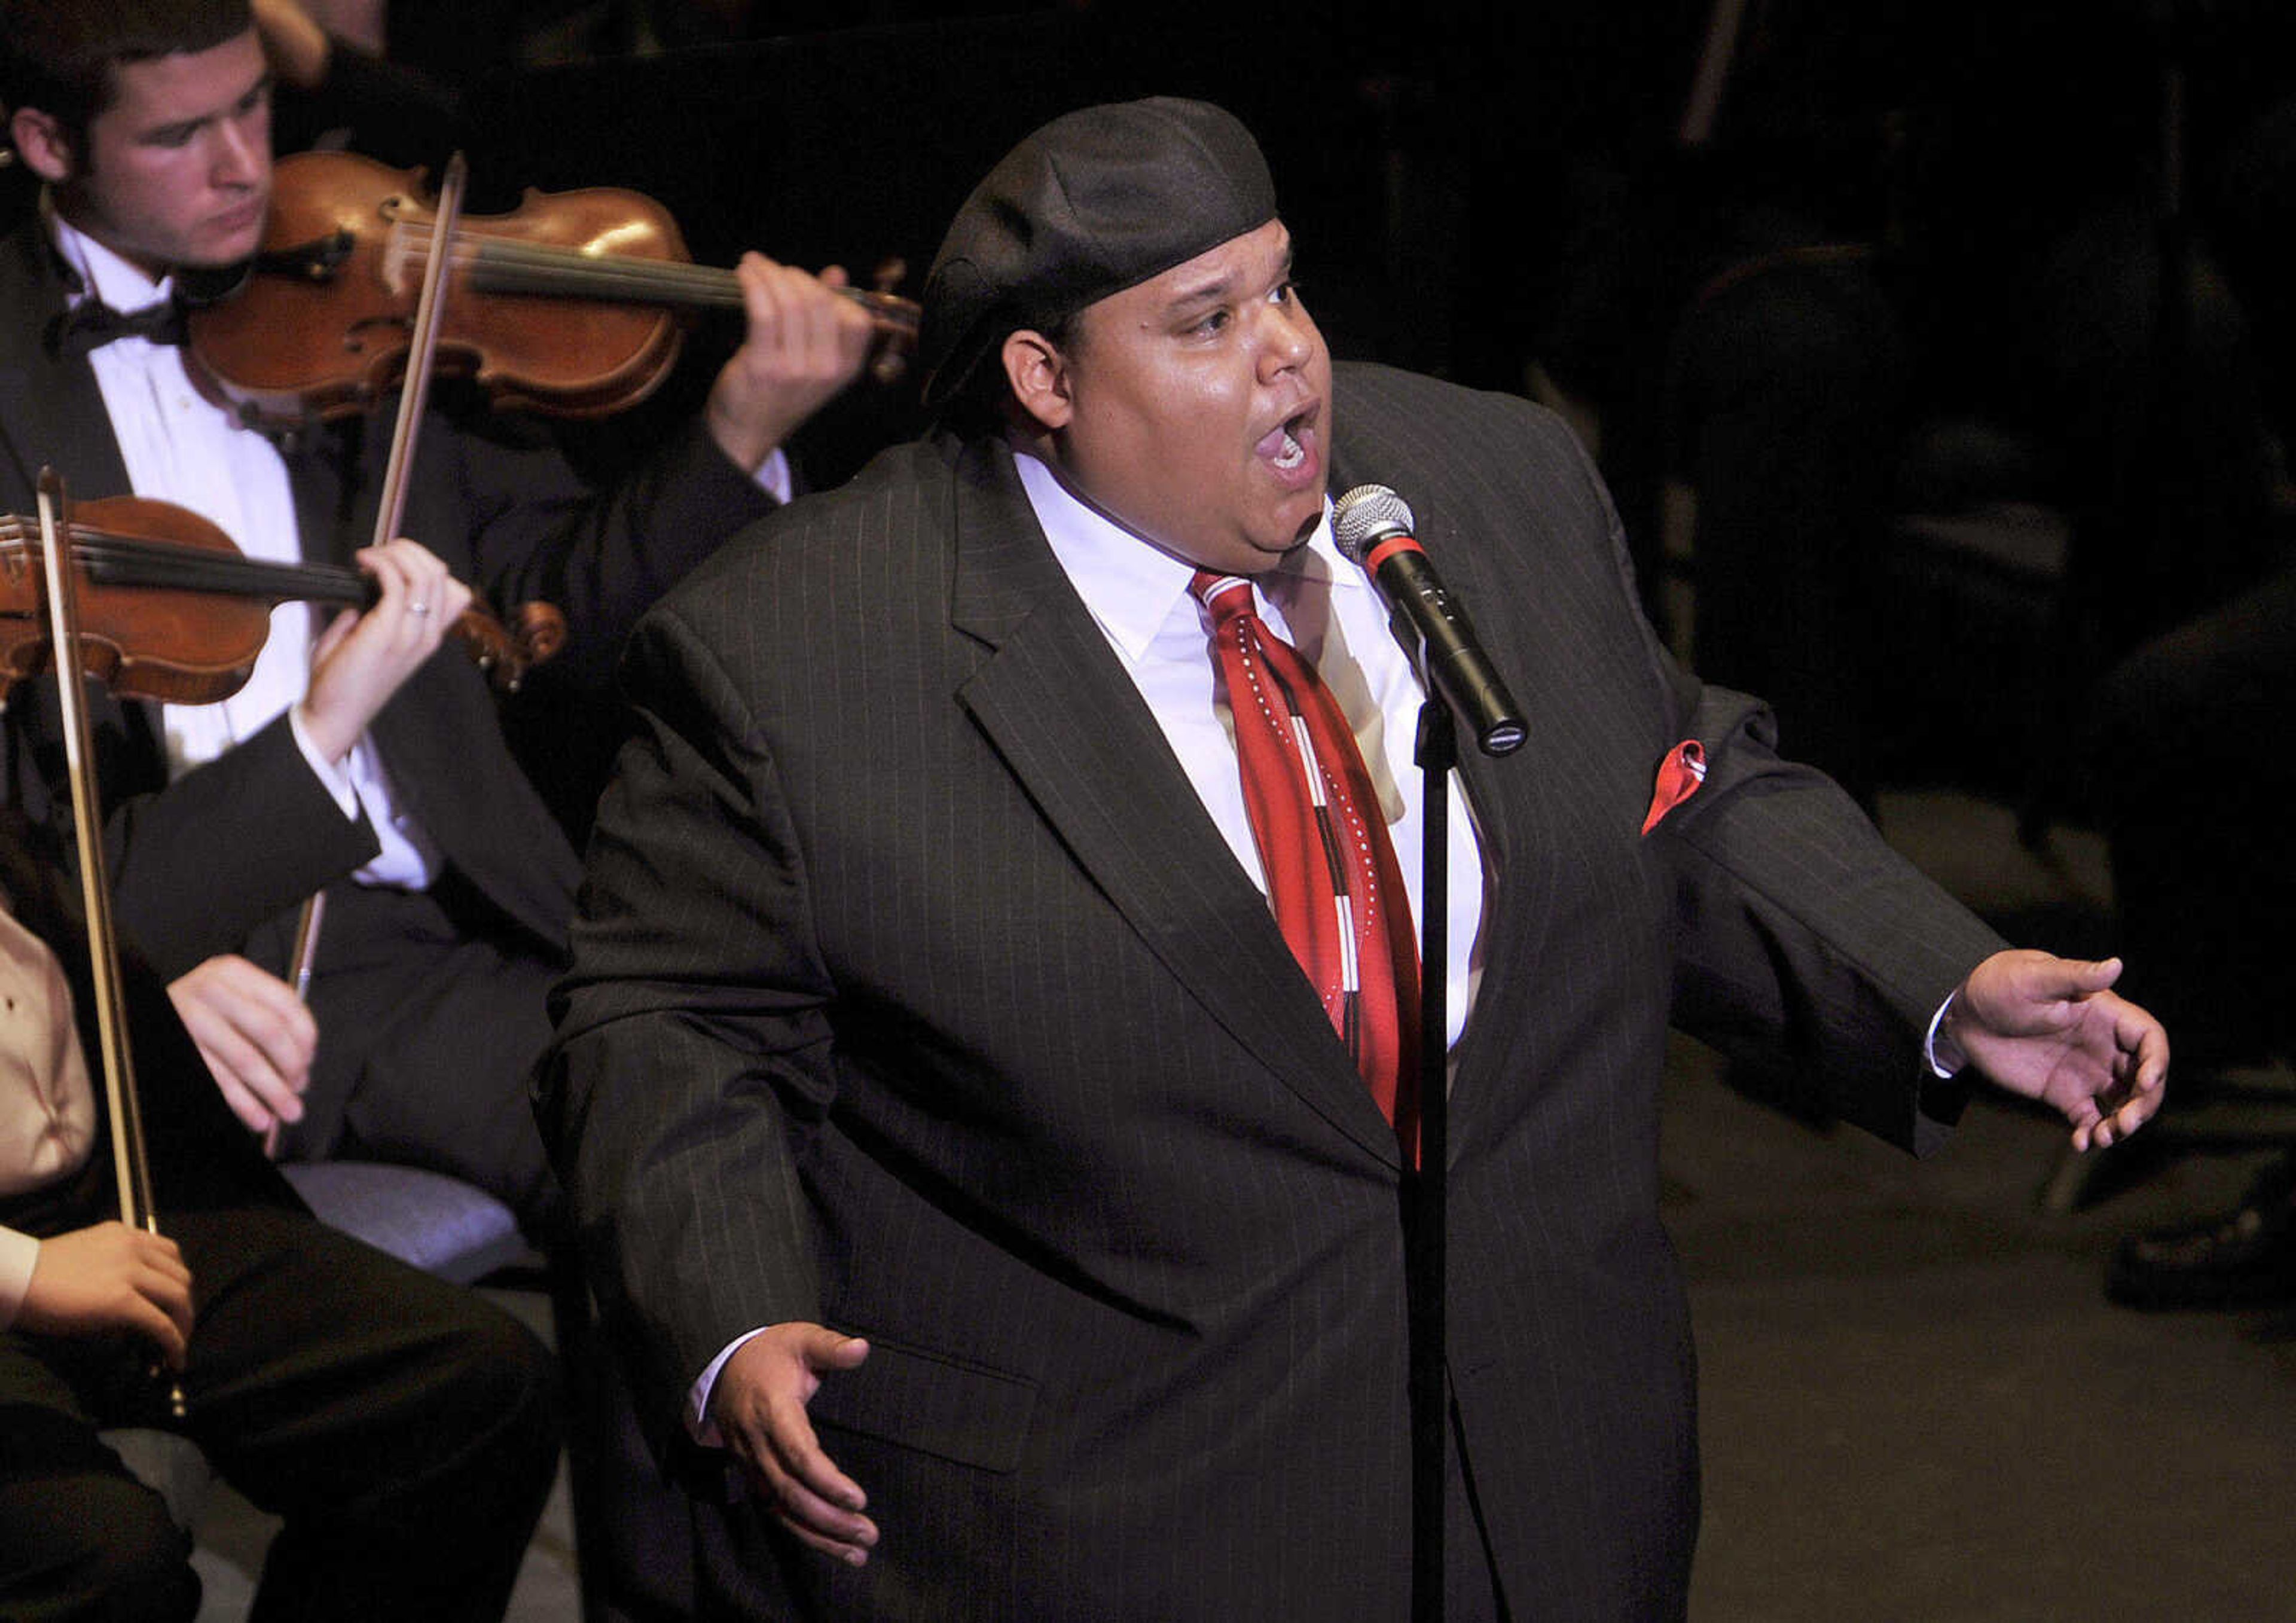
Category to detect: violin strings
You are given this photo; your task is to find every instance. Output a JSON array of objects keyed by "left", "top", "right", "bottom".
[
  {"left": 393, "top": 233, "right": 916, "bottom": 328},
  {"left": 434, "top": 235, "right": 743, "bottom": 307},
  {"left": 54, "top": 532, "right": 366, "bottom": 603}
]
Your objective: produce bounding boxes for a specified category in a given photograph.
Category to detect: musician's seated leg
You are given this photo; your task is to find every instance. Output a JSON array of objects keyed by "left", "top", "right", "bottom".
[
  {"left": 175, "top": 1206, "right": 560, "bottom": 1621},
  {"left": 1, "top": 1204, "right": 556, "bottom": 1622},
  {"left": 0, "top": 1359, "right": 202, "bottom": 1621}
]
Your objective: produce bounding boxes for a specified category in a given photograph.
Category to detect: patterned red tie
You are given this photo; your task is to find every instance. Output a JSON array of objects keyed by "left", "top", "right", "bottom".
[{"left": 1191, "top": 570, "right": 1422, "bottom": 1161}]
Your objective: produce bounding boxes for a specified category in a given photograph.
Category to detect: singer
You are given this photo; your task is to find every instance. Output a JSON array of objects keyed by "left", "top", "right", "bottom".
[{"left": 542, "top": 98, "right": 2169, "bottom": 1622}]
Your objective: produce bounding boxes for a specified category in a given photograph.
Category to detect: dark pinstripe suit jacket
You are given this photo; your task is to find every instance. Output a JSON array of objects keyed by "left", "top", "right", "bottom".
[{"left": 544, "top": 362, "right": 2007, "bottom": 1621}]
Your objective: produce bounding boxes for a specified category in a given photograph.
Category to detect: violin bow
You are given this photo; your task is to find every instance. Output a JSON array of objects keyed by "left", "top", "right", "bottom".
[
  {"left": 283, "top": 153, "right": 469, "bottom": 1022},
  {"left": 259, "top": 888, "right": 326, "bottom": 1160},
  {"left": 368, "top": 150, "right": 467, "bottom": 553},
  {"left": 1680, "top": 0, "right": 1750, "bottom": 148},
  {"left": 34, "top": 469, "right": 187, "bottom": 1418}
]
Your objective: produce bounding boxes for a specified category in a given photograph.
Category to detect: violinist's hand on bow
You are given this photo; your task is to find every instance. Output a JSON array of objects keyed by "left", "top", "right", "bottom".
[
  {"left": 705, "top": 255, "right": 880, "bottom": 475},
  {"left": 1942, "top": 950, "right": 2170, "bottom": 1152},
  {"left": 296, "top": 538, "right": 472, "bottom": 764},
  {"left": 169, "top": 954, "right": 316, "bottom": 1143},
  {"left": 16, "top": 1224, "right": 194, "bottom": 1368}
]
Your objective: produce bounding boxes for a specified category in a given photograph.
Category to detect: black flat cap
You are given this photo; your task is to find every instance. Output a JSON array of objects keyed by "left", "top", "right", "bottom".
[{"left": 919, "top": 96, "right": 1278, "bottom": 407}]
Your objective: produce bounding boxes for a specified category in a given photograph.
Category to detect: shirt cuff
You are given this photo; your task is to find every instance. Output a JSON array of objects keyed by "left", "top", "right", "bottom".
[
  {"left": 0, "top": 1225, "right": 41, "bottom": 1331},
  {"left": 687, "top": 1325, "right": 774, "bottom": 1446},
  {"left": 288, "top": 706, "right": 362, "bottom": 819},
  {"left": 1924, "top": 990, "right": 1970, "bottom": 1079},
  {"left": 754, "top": 447, "right": 793, "bottom": 506}
]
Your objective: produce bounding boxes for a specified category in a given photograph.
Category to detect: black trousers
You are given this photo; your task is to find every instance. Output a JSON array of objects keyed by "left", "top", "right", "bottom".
[
  {"left": 271, "top": 874, "right": 561, "bottom": 1230},
  {"left": 0, "top": 1203, "right": 560, "bottom": 1622}
]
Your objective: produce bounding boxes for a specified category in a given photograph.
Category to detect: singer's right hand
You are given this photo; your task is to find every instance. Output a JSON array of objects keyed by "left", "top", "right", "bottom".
[
  {"left": 15, "top": 1223, "right": 194, "bottom": 1368},
  {"left": 710, "top": 1322, "right": 877, "bottom": 1565}
]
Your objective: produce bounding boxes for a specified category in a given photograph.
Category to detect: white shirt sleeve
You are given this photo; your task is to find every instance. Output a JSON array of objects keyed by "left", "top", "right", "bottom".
[
  {"left": 755, "top": 447, "right": 795, "bottom": 507},
  {"left": 288, "top": 705, "right": 362, "bottom": 818},
  {"left": 687, "top": 1325, "right": 776, "bottom": 1445},
  {"left": 1924, "top": 990, "right": 1968, "bottom": 1079},
  {"left": 0, "top": 1225, "right": 41, "bottom": 1331}
]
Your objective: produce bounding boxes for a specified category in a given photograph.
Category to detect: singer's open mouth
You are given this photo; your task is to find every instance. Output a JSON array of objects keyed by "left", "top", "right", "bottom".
[{"left": 1256, "top": 407, "right": 1322, "bottom": 486}]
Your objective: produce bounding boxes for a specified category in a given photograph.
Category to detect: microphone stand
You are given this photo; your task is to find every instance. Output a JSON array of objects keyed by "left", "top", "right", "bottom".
[{"left": 1407, "top": 697, "right": 1454, "bottom": 1623}]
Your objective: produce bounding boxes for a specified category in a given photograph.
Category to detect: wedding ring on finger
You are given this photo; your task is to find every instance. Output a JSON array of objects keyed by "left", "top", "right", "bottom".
[{"left": 409, "top": 600, "right": 433, "bottom": 617}]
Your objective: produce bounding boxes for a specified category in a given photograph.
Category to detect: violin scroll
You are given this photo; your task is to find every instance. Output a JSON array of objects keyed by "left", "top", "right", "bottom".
[
  {"left": 454, "top": 599, "right": 569, "bottom": 692},
  {"left": 862, "top": 257, "right": 917, "bottom": 386}
]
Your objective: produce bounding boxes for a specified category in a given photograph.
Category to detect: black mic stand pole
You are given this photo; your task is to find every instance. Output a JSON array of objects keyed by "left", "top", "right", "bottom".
[{"left": 1407, "top": 695, "right": 1454, "bottom": 1623}]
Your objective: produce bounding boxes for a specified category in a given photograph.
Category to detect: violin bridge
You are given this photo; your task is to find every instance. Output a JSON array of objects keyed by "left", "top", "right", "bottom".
[{"left": 381, "top": 218, "right": 414, "bottom": 300}]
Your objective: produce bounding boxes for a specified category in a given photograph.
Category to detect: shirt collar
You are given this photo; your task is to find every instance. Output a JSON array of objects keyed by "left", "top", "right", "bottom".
[
  {"left": 48, "top": 205, "right": 176, "bottom": 315},
  {"left": 1010, "top": 447, "right": 1357, "bottom": 661}
]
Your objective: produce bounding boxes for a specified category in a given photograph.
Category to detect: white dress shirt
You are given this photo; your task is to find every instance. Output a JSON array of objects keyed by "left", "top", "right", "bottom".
[{"left": 1013, "top": 450, "right": 1491, "bottom": 1046}]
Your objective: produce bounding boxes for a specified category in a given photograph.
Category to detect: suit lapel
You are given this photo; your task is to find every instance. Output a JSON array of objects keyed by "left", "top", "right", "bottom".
[
  {"left": 948, "top": 440, "right": 1404, "bottom": 1168},
  {"left": 0, "top": 220, "right": 134, "bottom": 507},
  {"left": 0, "top": 219, "right": 175, "bottom": 811}
]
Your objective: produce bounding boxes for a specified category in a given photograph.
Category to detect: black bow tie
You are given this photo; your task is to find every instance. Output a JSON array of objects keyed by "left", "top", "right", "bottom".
[{"left": 48, "top": 297, "right": 188, "bottom": 359}]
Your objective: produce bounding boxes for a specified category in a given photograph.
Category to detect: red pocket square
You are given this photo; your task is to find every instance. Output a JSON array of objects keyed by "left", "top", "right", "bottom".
[{"left": 1640, "top": 740, "right": 1708, "bottom": 835}]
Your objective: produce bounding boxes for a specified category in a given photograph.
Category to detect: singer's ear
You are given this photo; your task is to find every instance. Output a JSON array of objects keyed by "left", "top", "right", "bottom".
[
  {"left": 8, "top": 106, "right": 76, "bottom": 186},
  {"left": 1002, "top": 328, "right": 1074, "bottom": 433}
]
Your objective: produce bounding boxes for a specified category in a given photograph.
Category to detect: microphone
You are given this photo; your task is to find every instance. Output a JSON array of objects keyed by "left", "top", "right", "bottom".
[{"left": 1332, "top": 484, "right": 1526, "bottom": 756}]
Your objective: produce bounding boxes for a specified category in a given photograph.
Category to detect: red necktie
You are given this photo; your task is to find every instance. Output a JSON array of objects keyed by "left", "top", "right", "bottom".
[{"left": 1191, "top": 571, "right": 1422, "bottom": 1160}]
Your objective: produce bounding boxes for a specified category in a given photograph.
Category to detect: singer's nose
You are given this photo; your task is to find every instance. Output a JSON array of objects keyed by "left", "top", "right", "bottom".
[{"left": 1259, "top": 294, "right": 1317, "bottom": 379}]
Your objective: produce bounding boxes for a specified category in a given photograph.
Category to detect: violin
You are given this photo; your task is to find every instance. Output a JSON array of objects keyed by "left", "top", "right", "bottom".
[
  {"left": 182, "top": 151, "right": 922, "bottom": 429},
  {"left": 1, "top": 494, "right": 566, "bottom": 701}
]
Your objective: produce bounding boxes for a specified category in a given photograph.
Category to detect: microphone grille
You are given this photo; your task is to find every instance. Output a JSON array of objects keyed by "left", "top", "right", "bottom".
[{"left": 1331, "top": 484, "right": 1415, "bottom": 562}]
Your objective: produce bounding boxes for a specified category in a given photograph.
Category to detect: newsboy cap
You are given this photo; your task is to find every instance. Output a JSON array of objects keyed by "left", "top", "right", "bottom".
[{"left": 918, "top": 96, "right": 1278, "bottom": 407}]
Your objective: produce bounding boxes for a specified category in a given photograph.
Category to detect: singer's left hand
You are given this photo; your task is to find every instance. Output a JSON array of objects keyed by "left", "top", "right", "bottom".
[{"left": 1942, "top": 950, "right": 2169, "bottom": 1151}]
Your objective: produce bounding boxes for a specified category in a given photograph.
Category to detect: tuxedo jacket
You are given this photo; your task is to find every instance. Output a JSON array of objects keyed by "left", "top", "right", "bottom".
[
  {"left": 0, "top": 215, "right": 776, "bottom": 980},
  {"left": 543, "top": 363, "right": 2008, "bottom": 1621}
]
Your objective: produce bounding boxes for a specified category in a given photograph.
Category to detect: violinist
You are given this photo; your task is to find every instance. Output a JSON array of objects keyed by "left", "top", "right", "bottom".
[
  {"left": 0, "top": 0, "right": 878, "bottom": 1231},
  {"left": 0, "top": 808, "right": 560, "bottom": 1621}
]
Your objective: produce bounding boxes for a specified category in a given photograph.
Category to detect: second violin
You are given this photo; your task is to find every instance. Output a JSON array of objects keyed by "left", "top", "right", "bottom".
[
  {"left": 0, "top": 494, "right": 566, "bottom": 701},
  {"left": 182, "top": 150, "right": 921, "bottom": 428}
]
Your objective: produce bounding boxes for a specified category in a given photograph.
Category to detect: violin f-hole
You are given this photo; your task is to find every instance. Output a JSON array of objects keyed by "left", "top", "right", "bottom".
[{"left": 344, "top": 312, "right": 412, "bottom": 356}]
